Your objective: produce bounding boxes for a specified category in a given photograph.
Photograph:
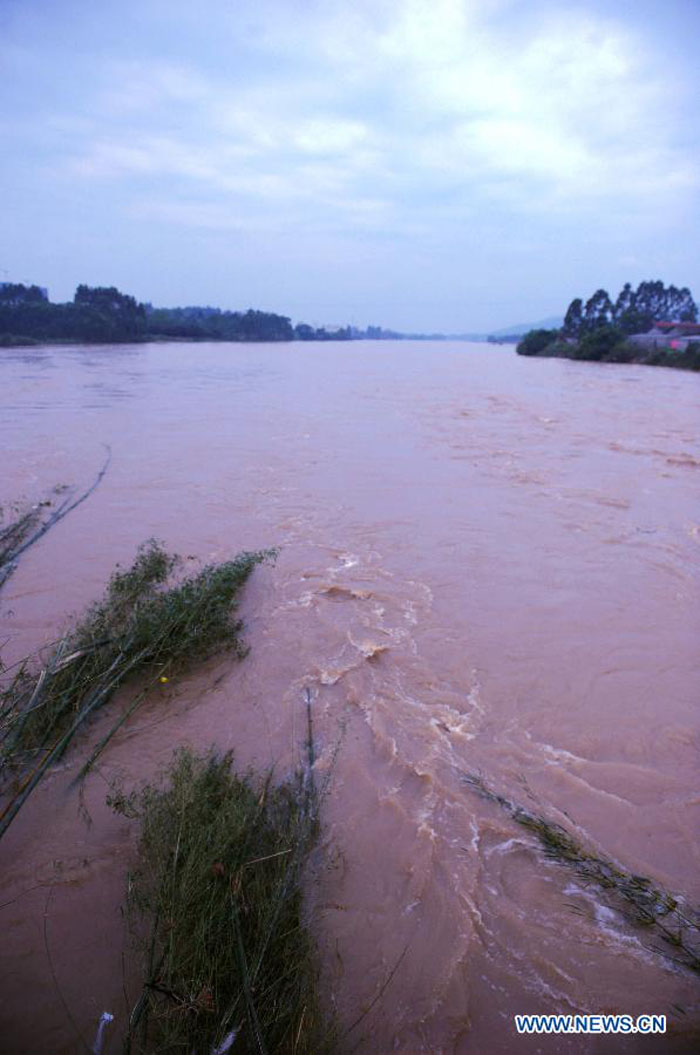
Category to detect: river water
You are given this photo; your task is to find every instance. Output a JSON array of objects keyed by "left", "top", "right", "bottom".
[{"left": 0, "top": 341, "right": 698, "bottom": 1054}]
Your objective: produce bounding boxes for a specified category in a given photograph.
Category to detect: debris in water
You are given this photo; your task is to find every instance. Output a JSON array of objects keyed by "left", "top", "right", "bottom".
[
  {"left": 91, "top": 1011, "right": 114, "bottom": 1055},
  {"left": 462, "top": 771, "right": 700, "bottom": 974}
]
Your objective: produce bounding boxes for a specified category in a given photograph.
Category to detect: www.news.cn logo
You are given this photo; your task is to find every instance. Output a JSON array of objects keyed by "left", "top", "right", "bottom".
[{"left": 514, "top": 1013, "right": 666, "bottom": 1035}]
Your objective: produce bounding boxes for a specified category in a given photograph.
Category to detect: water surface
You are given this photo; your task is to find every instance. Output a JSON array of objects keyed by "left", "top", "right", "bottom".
[{"left": 1, "top": 341, "right": 698, "bottom": 1053}]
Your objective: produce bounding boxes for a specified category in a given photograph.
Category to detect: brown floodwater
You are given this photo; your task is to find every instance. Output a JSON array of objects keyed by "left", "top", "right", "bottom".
[{"left": 0, "top": 340, "right": 698, "bottom": 1054}]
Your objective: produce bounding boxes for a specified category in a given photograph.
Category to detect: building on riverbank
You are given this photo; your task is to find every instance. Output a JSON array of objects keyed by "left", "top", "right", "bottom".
[{"left": 627, "top": 321, "right": 700, "bottom": 352}]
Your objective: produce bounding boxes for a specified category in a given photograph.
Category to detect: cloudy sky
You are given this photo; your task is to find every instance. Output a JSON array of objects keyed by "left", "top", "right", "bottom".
[{"left": 2, "top": 0, "right": 698, "bottom": 331}]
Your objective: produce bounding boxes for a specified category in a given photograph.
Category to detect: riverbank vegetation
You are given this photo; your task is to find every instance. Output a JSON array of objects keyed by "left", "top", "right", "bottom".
[
  {"left": 517, "top": 280, "right": 700, "bottom": 370},
  {"left": 0, "top": 282, "right": 395, "bottom": 345},
  {"left": 1, "top": 531, "right": 336, "bottom": 1050},
  {"left": 112, "top": 747, "right": 331, "bottom": 1055},
  {"left": 0, "top": 540, "right": 275, "bottom": 839},
  {"left": 0, "top": 284, "right": 296, "bottom": 345}
]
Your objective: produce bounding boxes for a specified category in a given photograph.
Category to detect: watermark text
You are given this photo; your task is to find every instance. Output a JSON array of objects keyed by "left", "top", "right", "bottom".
[{"left": 514, "top": 1013, "right": 666, "bottom": 1035}]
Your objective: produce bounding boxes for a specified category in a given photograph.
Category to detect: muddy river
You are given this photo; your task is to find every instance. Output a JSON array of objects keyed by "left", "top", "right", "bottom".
[{"left": 0, "top": 340, "right": 698, "bottom": 1053}]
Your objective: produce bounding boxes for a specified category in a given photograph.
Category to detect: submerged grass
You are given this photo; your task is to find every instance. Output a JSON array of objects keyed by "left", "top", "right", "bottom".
[
  {"left": 0, "top": 449, "right": 111, "bottom": 591},
  {"left": 0, "top": 505, "right": 42, "bottom": 589},
  {"left": 0, "top": 505, "right": 41, "bottom": 562},
  {"left": 462, "top": 772, "right": 700, "bottom": 974},
  {"left": 0, "top": 540, "right": 276, "bottom": 840},
  {"left": 112, "top": 747, "right": 332, "bottom": 1055}
]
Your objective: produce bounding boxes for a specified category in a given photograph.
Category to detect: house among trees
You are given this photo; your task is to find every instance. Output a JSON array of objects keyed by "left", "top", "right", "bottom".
[
  {"left": 628, "top": 321, "right": 700, "bottom": 352},
  {"left": 517, "top": 280, "right": 700, "bottom": 369}
]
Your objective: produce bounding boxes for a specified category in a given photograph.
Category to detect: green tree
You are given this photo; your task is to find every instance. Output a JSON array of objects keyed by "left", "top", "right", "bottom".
[
  {"left": 0, "top": 283, "right": 47, "bottom": 306},
  {"left": 632, "top": 280, "right": 668, "bottom": 330},
  {"left": 582, "top": 289, "right": 613, "bottom": 332},
  {"left": 612, "top": 283, "right": 636, "bottom": 333},
  {"left": 562, "top": 297, "right": 583, "bottom": 337},
  {"left": 666, "top": 284, "right": 697, "bottom": 322},
  {"left": 72, "top": 285, "right": 147, "bottom": 340}
]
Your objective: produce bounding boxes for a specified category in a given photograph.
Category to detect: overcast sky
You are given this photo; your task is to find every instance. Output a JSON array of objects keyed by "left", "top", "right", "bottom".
[{"left": 2, "top": 0, "right": 698, "bottom": 331}]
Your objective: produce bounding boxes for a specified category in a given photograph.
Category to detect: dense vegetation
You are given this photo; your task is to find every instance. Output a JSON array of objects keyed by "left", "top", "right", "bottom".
[
  {"left": 147, "top": 304, "right": 294, "bottom": 342},
  {"left": 0, "top": 283, "right": 297, "bottom": 344},
  {"left": 0, "top": 284, "right": 148, "bottom": 343},
  {"left": 0, "top": 282, "right": 400, "bottom": 345},
  {"left": 517, "top": 280, "right": 700, "bottom": 370},
  {"left": 561, "top": 280, "right": 696, "bottom": 338},
  {"left": 113, "top": 748, "right": 331, "bottom": 1054},
  {"left": 1, "top": 531, "right": 332, "bottom": 1050}
]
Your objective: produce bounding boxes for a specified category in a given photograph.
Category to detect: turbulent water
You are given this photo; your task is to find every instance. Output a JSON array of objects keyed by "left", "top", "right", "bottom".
[{"left": 0, "top": 341, "right": 698, "bottom": 1054}]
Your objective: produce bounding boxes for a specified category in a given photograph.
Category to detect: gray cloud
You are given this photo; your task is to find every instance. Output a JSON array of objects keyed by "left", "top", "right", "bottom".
[{"left": 1, "top": 0, "right": 698, "bottom": 329}]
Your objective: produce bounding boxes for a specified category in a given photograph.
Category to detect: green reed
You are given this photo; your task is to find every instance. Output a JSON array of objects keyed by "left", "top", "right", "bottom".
[
  {"left": 112, "top": 747, "right": 333, "bottom": 1055},
  {"left": 0, "top": 540, "right": 275, "bottom": 840}
]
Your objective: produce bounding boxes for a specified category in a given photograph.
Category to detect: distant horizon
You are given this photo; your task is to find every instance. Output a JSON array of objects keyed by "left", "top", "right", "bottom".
[
  {"left": 2, "top": 0, "right": 698, "bottom": 332},
  {"left": 5, "top": 273, "right": 695, "bottom": 339}
]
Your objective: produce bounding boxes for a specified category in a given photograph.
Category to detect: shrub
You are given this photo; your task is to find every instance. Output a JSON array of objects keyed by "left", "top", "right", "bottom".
[
  {"left": 644, "top": 342, "right": 700, "bottom": 371},
  {"left": 516, "top": 328, "right": 560, "bottom": 356},
  {"left": 573, "top": 324, "right": 625, "bottom": 361}
]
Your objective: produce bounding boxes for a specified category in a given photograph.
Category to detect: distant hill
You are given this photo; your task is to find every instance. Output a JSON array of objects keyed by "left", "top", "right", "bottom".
[{"left": 488, "top": 316, "right": 563, "bottom": 339}]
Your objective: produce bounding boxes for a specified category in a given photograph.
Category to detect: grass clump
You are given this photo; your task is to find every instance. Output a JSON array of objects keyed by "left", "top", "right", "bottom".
[
  {"left": 0, "top": 540, "right": 276, "bottom": 839},
  {"left": 113, "top": 747, "right": 331, "bottom": 1055},
  {"left": 462, "top": 772, "right": 700, "bottom": 974}
]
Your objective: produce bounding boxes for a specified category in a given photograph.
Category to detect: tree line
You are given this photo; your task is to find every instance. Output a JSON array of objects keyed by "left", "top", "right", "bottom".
[
  {"left": 562, "top": 280, "right": 697, "bottom": 338},
  {"left": 0, "top": 284, "right": 324, "bottom": 344},
  {"left": 0, "top": 284, "right": 150, "bottom": 343},
  {"left": 0, "top": 283, "right": 402, "bottom": 345},
  {"left": 145, "top": 303, "right": 294, "bottom": 342}
]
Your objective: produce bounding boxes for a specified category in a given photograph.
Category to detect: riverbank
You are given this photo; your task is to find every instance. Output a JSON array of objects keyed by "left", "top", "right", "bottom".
[
  {"left": 517, "top": 331, "right": 700, "bottom": 371},
  {"left": 0, "top": 332, "right": 284, "bottom": 347}
]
